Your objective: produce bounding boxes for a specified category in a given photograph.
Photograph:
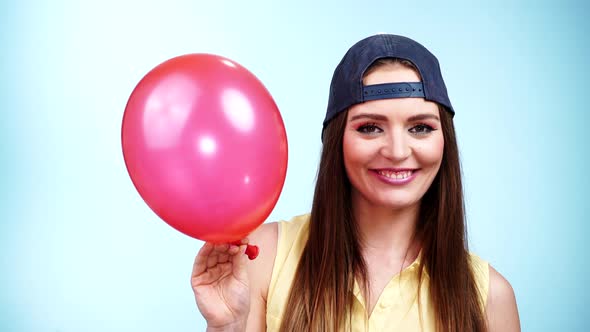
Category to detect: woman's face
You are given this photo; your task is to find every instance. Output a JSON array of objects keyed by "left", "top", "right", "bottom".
[{"left": 343, "top": 64, "right": 444, "bottom": 211}]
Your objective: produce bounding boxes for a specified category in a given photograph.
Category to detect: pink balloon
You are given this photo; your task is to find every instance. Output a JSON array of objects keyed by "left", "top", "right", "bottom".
[{"left": 122, "top": 54, "right": 288, "bottom": 243}]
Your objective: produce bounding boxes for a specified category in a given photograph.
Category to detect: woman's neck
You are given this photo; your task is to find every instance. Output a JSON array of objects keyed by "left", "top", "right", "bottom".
[{"left": 352, "top": 192, "right": 421, "bottom": 260}]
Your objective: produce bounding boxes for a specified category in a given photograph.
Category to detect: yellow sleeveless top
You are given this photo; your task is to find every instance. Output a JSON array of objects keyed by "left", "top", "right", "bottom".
[{"left": 266, "top": 214, "right": 489, "bottom": 331}]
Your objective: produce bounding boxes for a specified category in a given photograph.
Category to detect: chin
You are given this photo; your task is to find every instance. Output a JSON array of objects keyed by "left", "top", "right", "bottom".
[
  {"left": 371, "top": 195, "right": 421, "bottom": 211},
  {"left": 351, "top": 184, "right": 427, "bottom": 211}
]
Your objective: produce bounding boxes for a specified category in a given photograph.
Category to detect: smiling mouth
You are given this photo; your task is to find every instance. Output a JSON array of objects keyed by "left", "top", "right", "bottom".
[{"left": 375, "top": 169, "right": 416, "bottom": 180}]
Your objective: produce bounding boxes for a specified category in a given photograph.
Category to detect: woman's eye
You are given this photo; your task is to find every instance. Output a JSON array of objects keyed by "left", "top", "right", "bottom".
[
  {"left": 409, "top": 124, "right": 435, "bottom": 135},
  {"left": 357, "top": 124, "right": 382, "bottom": 134}
]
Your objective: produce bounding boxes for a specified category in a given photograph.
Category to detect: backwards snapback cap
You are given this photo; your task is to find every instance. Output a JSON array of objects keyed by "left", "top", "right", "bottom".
[{"left": 323, "top": 34, "right": 454, "bottom": 138}]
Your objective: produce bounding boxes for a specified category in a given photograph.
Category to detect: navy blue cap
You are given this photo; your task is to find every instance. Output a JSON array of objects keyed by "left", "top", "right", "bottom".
[{"left": 323, "top": 34, "right": 454, "bottom": 132}]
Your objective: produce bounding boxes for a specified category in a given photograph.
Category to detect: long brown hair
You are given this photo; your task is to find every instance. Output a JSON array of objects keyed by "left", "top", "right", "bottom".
[{"left": 279, "top": 59, "right": 487, "bottom": 331}]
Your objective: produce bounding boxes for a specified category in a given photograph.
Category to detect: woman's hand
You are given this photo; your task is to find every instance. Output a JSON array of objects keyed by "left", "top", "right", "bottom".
[{"left": 191, "top": 239, "right": 250, "bottom": 331}]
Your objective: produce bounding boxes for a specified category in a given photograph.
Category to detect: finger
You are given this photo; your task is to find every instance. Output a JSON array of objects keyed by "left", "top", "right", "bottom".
[
  {"left": 207, "top": 252, "right": 219, "bottom": 268},
  {"left": 193, "top": 265, "right": 220, "bottom": 286},
  {"left": 204, "top": 243, "right": 226, "bottom": 267},
  {"left": 192, "top": 262, "right": 232, "bottom": 286},
  {"left": 228, "top": 244, "right": 240, "bottom": 255},
  {"left": 208, "top": 242, "right": 239, "bottom": 266},
  {"left": 217, "top": 252, "right": 230, "bottom": 264},
  {"left": 213, "top": 243, "right": 230, "bottom": 253},
  {"left": 232, "top": 238, "right": 257, "bottom": 259},
  {"left": 230, "top": 238, "right": 249, "bottom": 246},
  {"left": 192, "top": 242, "right": 214, "bottom": 277}
]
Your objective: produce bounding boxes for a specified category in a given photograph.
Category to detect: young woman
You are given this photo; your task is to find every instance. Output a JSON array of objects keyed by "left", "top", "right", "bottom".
[{"left": 191, "top": 34, "right": 520, "bottom": 332}]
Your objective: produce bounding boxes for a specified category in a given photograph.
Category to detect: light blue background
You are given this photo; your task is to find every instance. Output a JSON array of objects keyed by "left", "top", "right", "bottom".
[{"left": 1, "top": 0, "right": 588, "bottom": 331}]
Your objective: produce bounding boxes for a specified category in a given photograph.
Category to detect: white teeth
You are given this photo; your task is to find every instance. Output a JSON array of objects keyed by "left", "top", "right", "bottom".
[{"left": 378, "top": 170, "right": 413, "bottom": 179}]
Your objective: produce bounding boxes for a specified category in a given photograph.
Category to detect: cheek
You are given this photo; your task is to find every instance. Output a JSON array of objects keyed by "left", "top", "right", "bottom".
[
  {"left": 343, "top": 134, "right": 359, "bottom": 164},
  {"left": 343, "top": 136, "right": 376, "bottom": 166},
  {"left": 414, "top": 135, "right": 444, "bottom": 167}
]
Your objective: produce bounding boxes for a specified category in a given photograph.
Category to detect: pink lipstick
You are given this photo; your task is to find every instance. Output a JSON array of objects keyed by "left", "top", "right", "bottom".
[{"left": 370, "top": 168, "right": 419, "bottom": 186}]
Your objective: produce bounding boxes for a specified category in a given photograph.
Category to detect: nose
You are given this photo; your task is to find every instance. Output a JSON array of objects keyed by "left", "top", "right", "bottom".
[{"left": 380, "top": 129, "right": 411, "bottom": 161}]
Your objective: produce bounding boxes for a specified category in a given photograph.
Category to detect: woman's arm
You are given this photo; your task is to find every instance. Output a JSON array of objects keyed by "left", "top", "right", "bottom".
[{"left": 486, "top": 265, "right": 521, "bottom": 332}]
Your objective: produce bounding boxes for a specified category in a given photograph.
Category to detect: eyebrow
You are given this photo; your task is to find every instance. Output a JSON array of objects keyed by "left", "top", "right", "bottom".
[
  {"left": 408, "top": 114, "right": 440, "bottom": 122},
  {"left": 349, "top": 113, "right": 388, "bottom": 122},
  {"left": 349, "top": 113, "right": 440, "bottom": 122}
]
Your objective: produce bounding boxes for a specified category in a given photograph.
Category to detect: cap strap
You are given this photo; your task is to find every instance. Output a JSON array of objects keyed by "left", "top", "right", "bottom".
[{"left": 362, "top": 82, "right": 425, "bottom": 101}]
